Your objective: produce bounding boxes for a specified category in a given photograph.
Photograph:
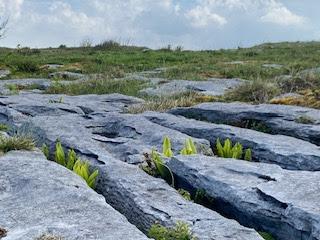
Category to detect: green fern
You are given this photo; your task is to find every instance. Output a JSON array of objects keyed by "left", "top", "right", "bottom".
[
  {"left": 151, "top": 149, "right": 175, "bottom": 187},
  {"left": 163, "top": 136, "right": 173, "bottom": 157},
  {"left": 180, "top": 138, "right": 197, "bottom": 155},
  {"left": 244, "top": 148, "right": 252, "bottom": 161},
  {"left": 66, "top": 149, "right": 78, "bottom": 170},
  {"left": 54, "top": 141, "right": 66, "bottom": 166},
  {"left": 41, "top": 144, "right": 50, "bottom": 159},
  {"left": 73, "top": 160, "right": 99, "bottom": 189},
  {"left": 216, "top": 138, "right": 252, "bottom": 160}
]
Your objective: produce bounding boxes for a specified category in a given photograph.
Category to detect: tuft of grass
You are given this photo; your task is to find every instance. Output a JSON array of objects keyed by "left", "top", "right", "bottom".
[
  {"left": 127, "top": 92, "right": 217, "bottom": 114},
  {"left": 35, "top": 234, "right": 64, "bottom": 240},
  {"left": 45, "top": 78, "right": 147, "bottom": 96},
  {"left": 0, "top": 135, "right": 35, "bottom": 153},
  {"left": 148, "top": 222, "right": 197, "bottom": 240},
  {"left": 0, "top": 124, "right": 9, "bottom": 132},
  {"left": 295, "top": 115, "right": 316, "bottom": 124},
  {"left": 224, "top": 79, "right": 280, "bottom": 103}
]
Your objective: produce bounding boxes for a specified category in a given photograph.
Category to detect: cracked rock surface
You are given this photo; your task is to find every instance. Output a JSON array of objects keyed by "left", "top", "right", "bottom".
[{"left": 0, "top": 151, "right": 148, "bottom": 240}]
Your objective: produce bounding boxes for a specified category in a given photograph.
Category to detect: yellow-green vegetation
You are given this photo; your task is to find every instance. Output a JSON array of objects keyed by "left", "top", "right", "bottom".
[
  {"left": 180, "top": 138, "right": 197, "bottom": 155},
  {"left": 46, "top": 78, "right": 148, "bottom": 97},
  {"left": 178, "top": 189, "right": 192, "bottom": 201},
  {"left": 0, "top": 135, "right": 35, "bottom": 153},
  {"left": 148, "top": 222, "right": 197, "bottom": 240},
  {"left": 163, "top": 136, "right": 173, "bottom": 157},
  {"left": 0, "top": 124, "right": 9, "bottom": 132},
  {"left": 259, "top": 232, "right": 275, "bottom": 240},
  {"left": 43, "top": 141, "right": 99, "bottom": 189},
  {"left": 142, "top": 149, "right": 175, "bottom": 187},
  {"left": 216, "top": 138, "right": 252, "bottom": 161},
  {"left": 270, "top": 89, "right": 320, "bottom": 109}
]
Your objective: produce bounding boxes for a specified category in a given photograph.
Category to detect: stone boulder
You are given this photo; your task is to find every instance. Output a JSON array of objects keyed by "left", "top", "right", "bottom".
[
  {"left": 144, "top": 111, "right": 320, "bottom": 171},
  {"left": 167, "top": 155, "right": 320, "bottom": 240},
  {"left": 170, "top": 102, "right": 320, "bottom": 145},
  {"left": 0, "top": 151, "right": 147, "bottom": 240}
]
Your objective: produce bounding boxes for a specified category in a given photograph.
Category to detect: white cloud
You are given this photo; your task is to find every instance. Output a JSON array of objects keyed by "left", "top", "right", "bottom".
[
  {"left": 186, "top": 5, "right": 227, "bottom": 28},
  {"left": 261, "top": 1, "right": 306, "bottom": 26},
  {"left": 0, "top": 0, "right": 24, "bottom": 19}
]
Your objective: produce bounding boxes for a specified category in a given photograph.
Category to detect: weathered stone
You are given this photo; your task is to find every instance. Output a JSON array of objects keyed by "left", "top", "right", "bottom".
[
  {"left": 167, "top": 155, "right": 320, "bottom": 240},
  {"left": 0, "top": 69, "right": 10, "bottom": 79},
  {"left": 0, "top": 150, "right": 147, "bottom": 240},
  {"left": 144, "top": 111, "right": 320, "bottom": 171},
  {"left": 0, "top": 93, "right": 261, "bottom": 240},
  {"left": 49, "top": 71, "right": 85, "bottom": 80},
  {"left": 262, "top": 63, "right": 283, "bottom": 69},
  {"left": 140, "top": 78, "right": 246, "bottom": 97},
  {"left": 41, "top": 64, "right": 63, "bottom": 70},
  {"left": 0, "top": 78, "right": 51, "bottom": 95},
  {"left": 170, "top": 102, "right": 320, "bottom": 145}
]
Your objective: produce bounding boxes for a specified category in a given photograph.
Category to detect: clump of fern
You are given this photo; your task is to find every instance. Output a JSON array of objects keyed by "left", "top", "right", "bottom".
[
  {"left": 180, "top": 138, "right": 197, "bottom": 155},
  {"left": 148, "top": 222, "right": 197, "bottom": 240},
  {"left": 216, "top": 138, "right": 252, "bottom": 161},
  {"left": 0, "top": 135, "right": 35, "bottom": 153},
  {"left": 43, "top": 141, "right": 99, "bottom": 189},
  {"left": 142, "top": 149, "right": 175, "bottom": 187},
  {"left": 163, "top": 136, "right": 173, "bottom": 157}
]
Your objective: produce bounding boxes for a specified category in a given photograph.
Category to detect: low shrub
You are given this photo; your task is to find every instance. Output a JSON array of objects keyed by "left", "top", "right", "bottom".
[
  {"left": 148, "top": 222, "right": 197, "bottom": 240},
  {"left": 11, "top": 59, "right": 39, "bottom": 73},
  {"left": 94, "top": 40, "right": 121, "bottom": 50},
  {"left": 0, "top": 135, "right": 35, "bottom": 153}
]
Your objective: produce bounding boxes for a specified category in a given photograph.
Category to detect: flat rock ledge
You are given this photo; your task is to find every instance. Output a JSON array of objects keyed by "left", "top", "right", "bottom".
[
  {"left": 0, "top": 93, "right": 262, "bottom": 240},
  {"left": 140, "top": 78, "right": 246, "bottom": 97},
  {"left": 167, "top": 155, "right": 320, "bottom": 240},
  {"left": 0, "top": 151, "right": 147, "bottom": 240},
  {"left": 144, "top": 112, "right": 320, "bottom": 171},
  {"left": 170, "top": 102, "right": 320, "bottom": 145}
]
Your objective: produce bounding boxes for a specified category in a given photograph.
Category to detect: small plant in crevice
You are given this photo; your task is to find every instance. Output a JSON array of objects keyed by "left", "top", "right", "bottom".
[
  {"left": 35, "top": 233, "right": 64, "bottom": 240},
  {"left": 148, "top": 221, "right": 198, "bottom": 240},
  {"left": 0, "top": 135, "right": 35, "bottom": 154},
  {"left": 141, "top": 149, "right": 175, "bottom": 187},
  {"left": 178, "top": 189, "right": 192, "bottom": 201},
  {"left": 180, "top": 138, "right": 197, "bottom": 155},
  {"left": 216, "top": 138, "right": 252, "bottom": 161},
  {"left": 0, "top": 124, "right": 9, "bottom": 132},
  {"left": 258, "top": 232, "right": 275, "bottom": 240},
  {"left": 295, "top": 115, "right": 316, "bottom": 124},
  {"left": 43, "top": 141, "right": 99, "bottom": 189},
  {"left": 163, "top": 136, "right": 173, "bottom": 157},
  {"left": 194, "top": 189, "right": 206, "bottom": 204}
]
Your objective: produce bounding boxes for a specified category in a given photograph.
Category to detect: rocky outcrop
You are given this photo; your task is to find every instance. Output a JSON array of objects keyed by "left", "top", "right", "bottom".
[
  {"left": 144, "top": 111, "right": 320, "bottom": 171},
  {"left": 0, "top": 151, "right": 148, "bottom": 240},
  {"left": 170, "top": 102, "right": 320, "bottom": 145},
  {"left": 166, "top": 155, "right": 320, "bottom": 240},
  {"left": 0, "top": 93, "right": 262, "bottom": 240},
  {"left": 0, "top": 69, "right": 10, "bottom": 79},
  {"left": 140, "top": 78, "right": 246, "bottom": 97}
]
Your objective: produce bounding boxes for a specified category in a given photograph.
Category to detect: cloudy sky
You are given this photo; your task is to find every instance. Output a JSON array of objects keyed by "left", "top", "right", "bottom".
[{"left": 0, "top": 0, "right": 319, "bottom": 49}]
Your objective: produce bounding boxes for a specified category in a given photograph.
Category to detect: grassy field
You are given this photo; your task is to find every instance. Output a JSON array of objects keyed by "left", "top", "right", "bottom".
[
  {"left": 1, "top": 41, "right": 320, "bottom": 81},
  {"left": 1, "top": 41, "right": 319, "bottom": 110}
]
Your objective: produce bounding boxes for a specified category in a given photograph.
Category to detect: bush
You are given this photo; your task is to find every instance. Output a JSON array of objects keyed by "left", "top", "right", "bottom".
[
  {"left": 11, "top": 59, "right": 39, "bottom": 73},
  {"left": 94, "top": 40, "right": 121, "bottom": 50},
  {"left": 148, "top": 222, "right": 197, "bottom": 240},
  {"left": 224, "top": 79, "right": 279, "bottom": 103}
]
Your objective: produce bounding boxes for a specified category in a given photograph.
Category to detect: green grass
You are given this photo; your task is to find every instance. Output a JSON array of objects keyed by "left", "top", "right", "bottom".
[
  {"left": 1, "top": 41, "right": 320, "bottom": 81},
  {"left": 45, "top": 78, "right": 148, "bottom": 96}
]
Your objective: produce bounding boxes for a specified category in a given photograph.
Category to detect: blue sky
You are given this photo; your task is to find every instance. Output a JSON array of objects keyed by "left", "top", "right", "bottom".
[{"left": 0, "top": 0, "right": 319, "bottom": 49}]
